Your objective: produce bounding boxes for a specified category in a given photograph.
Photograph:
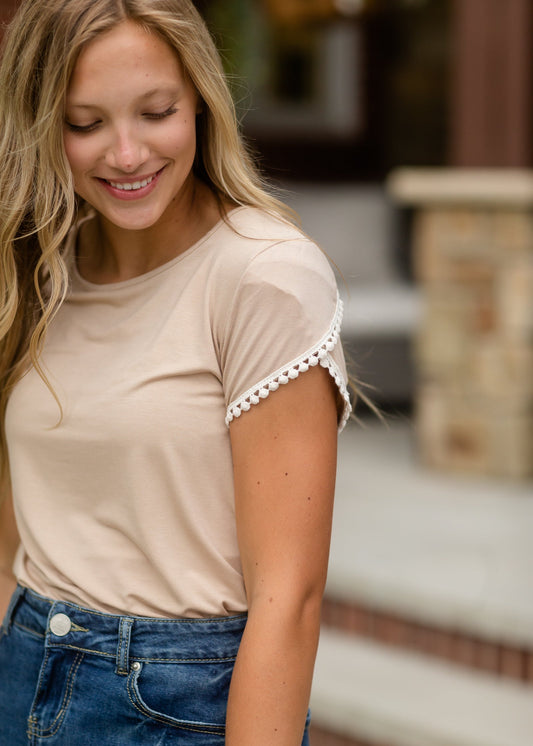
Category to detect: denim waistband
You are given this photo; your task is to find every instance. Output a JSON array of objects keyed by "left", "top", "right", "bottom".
[{"left": 6, "top": 585, "right": 247, "bottom": 675}]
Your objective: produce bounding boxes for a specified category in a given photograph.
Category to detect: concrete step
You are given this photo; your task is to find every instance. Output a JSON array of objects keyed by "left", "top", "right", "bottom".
[
  {"left": 311, "top": 628, "right": 533, "bottom": 746},
  {"left": 331, "top": 421, "right": 533, "bottom": 651}
]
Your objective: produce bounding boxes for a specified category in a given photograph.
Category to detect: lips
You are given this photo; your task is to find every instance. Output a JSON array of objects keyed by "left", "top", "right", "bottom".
[
  {"left": 97, "top": 166, "right": 165, "bottom": 200},
  {"left": 107, "top": 174, "right": 156, "bottom": 191}
]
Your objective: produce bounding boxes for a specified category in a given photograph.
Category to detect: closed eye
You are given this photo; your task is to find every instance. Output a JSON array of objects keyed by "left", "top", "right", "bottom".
[
  {"left": 144, "top": 106, "right": 178, "bottom": 120},
  {"left": 65, "top": 120, "right": 101, "bottom": 134},
  {"left": 64, "top": 105, "right": 177, "bottom": 133}
]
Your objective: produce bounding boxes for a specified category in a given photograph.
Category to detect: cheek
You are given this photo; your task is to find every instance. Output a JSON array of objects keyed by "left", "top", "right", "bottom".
[
  {"left": 162, "top": 119, "right": 197, "bottom": 159},
  {"left": 63, "top": 133, "right": 103, "bottom": 182},
  {"left": 63, "top": 134, "right": 86, "bottom": 177}
]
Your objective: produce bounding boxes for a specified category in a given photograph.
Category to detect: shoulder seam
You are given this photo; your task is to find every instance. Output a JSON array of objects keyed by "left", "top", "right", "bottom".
[{"left": 218, "top": 235, "right": 319, "bottom": 350}]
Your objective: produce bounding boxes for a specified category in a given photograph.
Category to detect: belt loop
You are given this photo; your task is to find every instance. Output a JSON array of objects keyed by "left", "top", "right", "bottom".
[
  {"left": 115, "top": 617, "right": 134, "bottom": 675},
  {"left": 1, "top": 584, "right": 25, "bottom": 633}
]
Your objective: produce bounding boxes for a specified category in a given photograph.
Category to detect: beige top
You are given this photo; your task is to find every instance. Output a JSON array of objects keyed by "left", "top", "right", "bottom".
[{"left": 6, "top": 206, "right": 350, "bottom": 618}]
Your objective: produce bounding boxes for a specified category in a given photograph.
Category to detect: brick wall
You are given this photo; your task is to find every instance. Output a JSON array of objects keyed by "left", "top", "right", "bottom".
[{"left": 322, "top": 597, "right": 533, "bottom": 684}]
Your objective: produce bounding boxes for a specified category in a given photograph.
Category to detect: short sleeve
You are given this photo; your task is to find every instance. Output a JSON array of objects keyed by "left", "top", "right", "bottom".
[{"left": 220, "top": 238, "right": 351, "bottom": 432}]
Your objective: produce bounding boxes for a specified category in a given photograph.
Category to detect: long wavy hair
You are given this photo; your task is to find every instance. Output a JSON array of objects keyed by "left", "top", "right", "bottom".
[{"left": 0, "top": 0, "right": 292, "bottom": 486}]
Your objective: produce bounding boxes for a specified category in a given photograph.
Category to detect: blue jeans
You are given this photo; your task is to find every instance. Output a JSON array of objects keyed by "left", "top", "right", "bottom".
[{"left": 0, "top": 585, "right": 310, "bottom": 745}]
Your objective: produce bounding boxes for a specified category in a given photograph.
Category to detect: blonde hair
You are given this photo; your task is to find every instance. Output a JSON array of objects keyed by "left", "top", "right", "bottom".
[{"left": 0, "top": 0, "right": 293, "bottom": 484}]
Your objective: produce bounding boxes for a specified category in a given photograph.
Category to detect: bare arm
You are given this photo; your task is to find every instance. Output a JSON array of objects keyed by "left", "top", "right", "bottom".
[
  {"left": 226, "top": 364, "right": 338, "bottom": 745},
  {"left": 0, "top": 490, "right": 19, "bottom": 621}
]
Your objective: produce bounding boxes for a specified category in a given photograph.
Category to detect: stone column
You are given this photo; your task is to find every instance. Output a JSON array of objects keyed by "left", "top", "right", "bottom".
[{"left": 388, "top": 168, "right": 533, "bottom": 479}]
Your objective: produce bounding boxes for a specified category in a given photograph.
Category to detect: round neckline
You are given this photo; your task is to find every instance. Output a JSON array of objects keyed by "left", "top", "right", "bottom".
[{"left": 71, "top": 206, "right": 246, "bottom": 291}]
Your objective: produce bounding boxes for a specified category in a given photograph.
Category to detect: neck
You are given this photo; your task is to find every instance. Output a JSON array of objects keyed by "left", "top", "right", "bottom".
[{"left": 77, "top": 180, "right": 222, "bottom": 284}]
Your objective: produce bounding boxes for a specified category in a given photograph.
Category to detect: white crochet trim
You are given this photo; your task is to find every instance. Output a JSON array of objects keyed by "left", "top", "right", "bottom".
[{"left": 225, "top": 295, "right": 352, "bottom": 433}]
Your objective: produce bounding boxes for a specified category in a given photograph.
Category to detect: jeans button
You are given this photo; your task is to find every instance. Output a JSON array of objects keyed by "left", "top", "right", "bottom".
[{"left": 50, "top": 613, "right": 72, "bottom": 637}]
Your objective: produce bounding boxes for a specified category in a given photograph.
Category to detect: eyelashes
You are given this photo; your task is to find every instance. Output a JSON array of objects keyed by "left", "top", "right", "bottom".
[
  {"left": 65, "top": 121, "right": 100, "bottom": 134},
  {"left": 65, "top": 106, "right": 178, "bottom": 134},
  {"left": 144, "top": 106, "right": 178, "bottom": 120}
]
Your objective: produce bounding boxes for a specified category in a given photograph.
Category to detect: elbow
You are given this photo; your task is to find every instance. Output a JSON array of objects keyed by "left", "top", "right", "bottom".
[{"left": 247, "top": 574, "right": 326, "bottom": 630}]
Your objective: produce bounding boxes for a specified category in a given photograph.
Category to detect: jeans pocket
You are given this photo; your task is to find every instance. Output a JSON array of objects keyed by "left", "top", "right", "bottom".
[{"left": 127, "top": 659, "right": 235, "bottom": 736}]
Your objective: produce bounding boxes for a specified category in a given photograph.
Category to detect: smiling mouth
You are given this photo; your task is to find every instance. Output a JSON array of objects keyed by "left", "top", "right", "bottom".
[{"left": 100, "top": 167, "right": 164, "bottom": 192}]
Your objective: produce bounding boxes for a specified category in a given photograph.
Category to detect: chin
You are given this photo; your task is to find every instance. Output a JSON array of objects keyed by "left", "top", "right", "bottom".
[{"left": 90, "top": 203, "right": 164, "bottom": 232}]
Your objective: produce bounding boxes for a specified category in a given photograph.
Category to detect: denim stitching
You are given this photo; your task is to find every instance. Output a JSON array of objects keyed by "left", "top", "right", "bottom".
[
  {"left": 27, "top": 644, "right": 50, "bottom": 742},
  {"left": 116, "top": 617, "right": 133, "bottom": 675},
  {"left": 27, "top": 714, "right": 38, "bottom": 744},
  {"left": 24, "top": 590, "right": 246, "bottom": 624},
  {"left": 70, "top": 622, "right": 89, "bottom": 632},
  {"left": 126, "top": 668, "right": 225, "bottom": 736},
  {"left": 31, "top": 596, "right": 246, "bottom": 624},
  {"left": 27, "top": 652, "right": 81, "bottom": 737},
  {"left": 49, "top": 644, "right": 114, "bottom": 658},
  {"left": 15, "top": 591, "right": 243, "bottom": 741},
  {"left": 51, "top": 643, "right": 237, "bottom": 663},
  {"left": 29, "top": 647, "right": 51, "bottom": 724},
  {"left": 117, "top": 624, "right": 124, "bottom": 671},
  {"left": 117, "top": 620, "right": 124, "bottom": 666},
  {"left": 13, "top": 622, "right": 46, "bottom": 639},
  {"left": 28, "top": 652, "right": 84, "bottom": 738},
  {"left": 129, "top": 655, "right": 237, "bottom": 663}
]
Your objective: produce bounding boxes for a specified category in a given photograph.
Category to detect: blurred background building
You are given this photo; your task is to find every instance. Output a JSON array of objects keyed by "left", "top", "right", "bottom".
[
  {"left": 195, "top": 2, "right": 533, "bottom": 744},
  {"left": 1, "top": 0, "right": 532, "bottom": 744}
]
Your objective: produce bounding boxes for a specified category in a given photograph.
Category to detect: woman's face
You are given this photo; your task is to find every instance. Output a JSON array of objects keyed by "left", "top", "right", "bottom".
[{"left": 63, "top": 21, "right": 200, "bottom": 232}]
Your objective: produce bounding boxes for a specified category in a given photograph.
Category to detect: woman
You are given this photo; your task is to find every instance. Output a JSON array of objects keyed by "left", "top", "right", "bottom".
[{"left": 0, "top": 1, "right": 351, "bottom": 744}]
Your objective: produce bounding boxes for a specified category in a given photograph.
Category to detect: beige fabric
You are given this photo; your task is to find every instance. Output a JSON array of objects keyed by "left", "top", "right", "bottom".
[{"left": 6, "top": 207, "right": 350, "bottom": 618}]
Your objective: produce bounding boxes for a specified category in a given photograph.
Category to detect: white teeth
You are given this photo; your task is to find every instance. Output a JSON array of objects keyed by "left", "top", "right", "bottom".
[{"left": 108, "top": 174, "right": 155, "bottom": 191}]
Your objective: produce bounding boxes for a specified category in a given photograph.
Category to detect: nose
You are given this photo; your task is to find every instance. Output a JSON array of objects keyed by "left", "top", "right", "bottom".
[{"left": 104, "top": 125, "right": 150, "bottom": 173}]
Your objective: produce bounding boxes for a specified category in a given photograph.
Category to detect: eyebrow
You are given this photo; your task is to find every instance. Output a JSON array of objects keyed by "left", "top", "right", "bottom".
[{"left": 67, "top": 86, "right": 182, "bottom": 109}]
